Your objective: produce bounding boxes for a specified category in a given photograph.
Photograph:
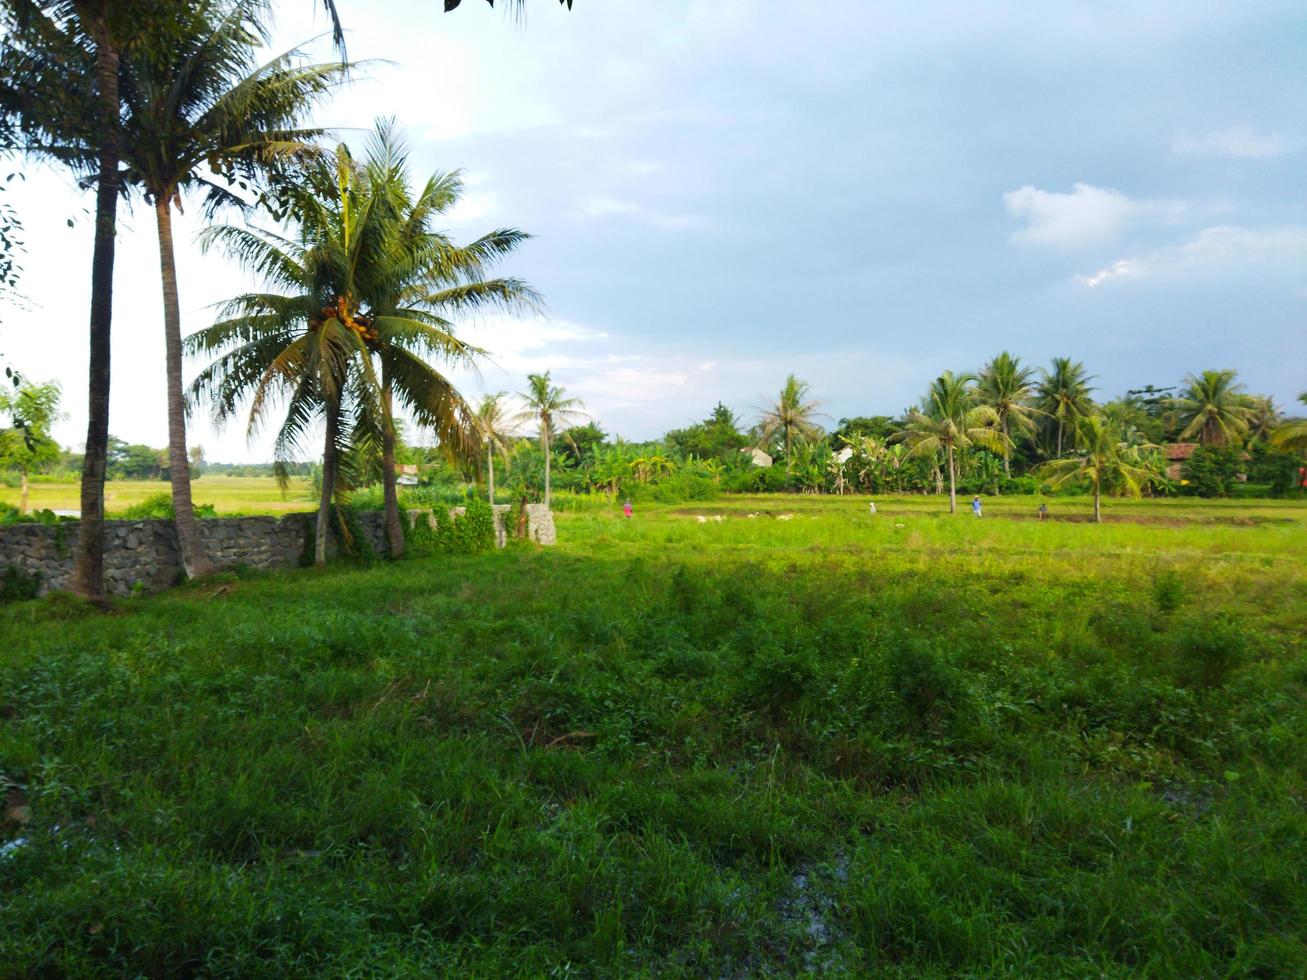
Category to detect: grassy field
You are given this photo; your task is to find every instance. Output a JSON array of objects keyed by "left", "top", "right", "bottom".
[
  {"left": 2, "top": 496, "right": 1305, "bottom": 975},
  {"left": 1, "top": 476, "right": 314, "bottom": 516}
]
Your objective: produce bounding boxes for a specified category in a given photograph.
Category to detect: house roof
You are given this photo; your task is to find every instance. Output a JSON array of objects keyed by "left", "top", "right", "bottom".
[{"left": 1164, "top": 442, "right": 1199, "bottom": 461}]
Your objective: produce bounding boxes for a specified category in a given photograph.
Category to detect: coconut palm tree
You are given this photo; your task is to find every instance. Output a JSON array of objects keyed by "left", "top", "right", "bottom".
[
  {"left": 190, "top": 128, "right": 533, "bottom": 561},
  {"left": 0, "top": 0, "right": 170, "bottom": 599},
  {"left": 1270, "top": 393, "right": 1307, "bottom": 454},
  {"left": 899, "top": 371, "right": 1008, "bottom": 514},
  {"left": 514, "top": 372, "right": 586, "bottom": 508},
  {"left": 476, "top": 392, "right": 516, "bottom": 505},
  {"left": 756, "top": 374, "right": 824, "bottom": 470},
  {"left": 1037, "top": 415, "right": 1159, "bottom": 523},
  {"left": 1243, "top": 395, "right": 1281, "bottom": 443},
  {"left": 1165, "top": 370, "right": 1254, "bottom": 447},
  {"left": 115, "top": 0, "right": 348, "bottom": 579},
  {"left": 349, "top": 126, "right": 536, "bottom": 555},
  {"left": 1036, "top": 357, "right": 1096, "bottom": 458},
  {"left": 977, "top": 351, "right": 1040, "bottom": 476}
]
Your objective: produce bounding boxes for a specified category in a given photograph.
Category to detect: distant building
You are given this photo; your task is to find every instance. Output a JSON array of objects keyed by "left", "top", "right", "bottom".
[
  {"left": 397, "top": 463, "right": 419, "bottom": 487},
  {"left": 741, "top": 447, "right": 774, "bottom": 468},
  {"left": 1163, "top": 442, "right": 1198, "bottom": 481},
  {"left": 833, "top": 446, "right": 854, "bottom": 464}
]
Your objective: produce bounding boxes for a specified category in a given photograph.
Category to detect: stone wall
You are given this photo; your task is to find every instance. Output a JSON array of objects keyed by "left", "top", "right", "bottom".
[{"left": 0, "top": 504, "right": 555, "bottom": 597}]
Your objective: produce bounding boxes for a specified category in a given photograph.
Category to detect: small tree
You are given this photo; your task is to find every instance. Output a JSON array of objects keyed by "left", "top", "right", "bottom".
[
  {"left": 475, "top": 392, "right": 516, "bottom": 504},
  {"left": 0, "top": 380, "right": 63, "bottom": 513},
  {"left": 1037, "top": 415, "right": 1159, "bottom": 522},
  {"left": 900, "top": 372, "right": 1007, "bottom": 513},
  {"left": 514, "top": 371, "right": 586, "bottom": 508},
  {"left": 1036, "top": 357, "right": 1096, "bottom": 458},
  {"left": 1165, "top": 370, "right": 1254, "bottom": 447},
  {"left": 756, "top": 375, "right": 824, "bottom": 470},
  {"left": 1270, "top": 393, "right": 1307, "bottom": 454},
  {"left": 1181, "top": 445, "right": 1240, "bottom": 498}
]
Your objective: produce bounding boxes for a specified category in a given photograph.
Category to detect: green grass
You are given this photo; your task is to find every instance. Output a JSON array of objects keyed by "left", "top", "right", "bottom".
[
  {"left": 0, "top": 476, "right": 313, "bottom": 516},
  {"left": 2, "top": 497, "right": 1305, "bottom": 975}
]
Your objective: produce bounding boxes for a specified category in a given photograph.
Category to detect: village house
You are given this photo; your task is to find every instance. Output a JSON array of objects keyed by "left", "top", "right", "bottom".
[{"left": 1163, "top": 443, "right": 1198, "bottom": 481}]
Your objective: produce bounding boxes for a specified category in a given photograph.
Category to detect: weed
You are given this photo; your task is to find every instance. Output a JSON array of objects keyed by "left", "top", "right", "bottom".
[
  {"left": 1175, "top": 613, "right": 1250, "bottom": 688},
  {"left": 1152, "top": 567, "right": 1185, "bottom": 613},
  {"left": 0, "top": 496, "right": 1303, "bottom": 975}
]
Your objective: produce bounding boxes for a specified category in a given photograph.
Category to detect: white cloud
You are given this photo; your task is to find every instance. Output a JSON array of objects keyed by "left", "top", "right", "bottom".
[
  {"left": 1077, "top": 225, "right": 1307, "bottom": 287},
  {"left": 577, "top": 195, "right": 702, "bottom": 230},
  {"left": 1076, "top": 259, "right": 1137, "bottom": 288},
  {"left": 1004, "top": 182, "right": 1152, "bottom": 249},
  {"left": 1172, "top": 126, "right": 1296, "bottom": 159},
  {"left": 579, "top": 196, "right": 642, "bottom": 218},
  {"left": 453, "top": 315, "right": 608, "bottom": 373},
  {"left": 446, "top": 190, "right": 501, "bottom": 226}
]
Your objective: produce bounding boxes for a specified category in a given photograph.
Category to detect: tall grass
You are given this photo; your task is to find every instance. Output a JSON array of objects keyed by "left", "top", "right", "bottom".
[{"left": 1, "top": 497, "right": 1304, "bottom": 974}]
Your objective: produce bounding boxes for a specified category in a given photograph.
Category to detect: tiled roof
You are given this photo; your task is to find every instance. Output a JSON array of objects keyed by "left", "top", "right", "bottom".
[{"left": 1165, "top": 442, "right": 1199, "bottom": 461}]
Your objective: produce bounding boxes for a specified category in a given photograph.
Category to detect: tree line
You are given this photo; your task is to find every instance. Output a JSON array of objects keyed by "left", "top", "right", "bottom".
[{"left": 401, "top": 362, "right": 1304, "bottom": 523}]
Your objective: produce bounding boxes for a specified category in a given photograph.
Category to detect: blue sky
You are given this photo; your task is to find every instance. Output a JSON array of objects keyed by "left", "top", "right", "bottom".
[{"left": 6, "top": 0, "right": 1306, "bottom": 459}]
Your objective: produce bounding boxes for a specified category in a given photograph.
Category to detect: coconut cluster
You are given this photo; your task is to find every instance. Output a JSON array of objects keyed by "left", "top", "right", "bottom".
[{"left": 306, "top": 297, "right": 380, "bottom": 343}]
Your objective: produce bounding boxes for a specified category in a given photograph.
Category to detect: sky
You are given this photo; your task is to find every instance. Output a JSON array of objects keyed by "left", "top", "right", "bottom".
[{"left": 4, "top": 0, "right": 1306, "bottom": 461}]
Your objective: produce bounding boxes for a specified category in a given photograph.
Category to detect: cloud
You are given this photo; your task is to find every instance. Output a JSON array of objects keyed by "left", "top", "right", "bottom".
[
  {"left": 1172, "top": 126, "right": 1296, "bottom": 159},
  {"left": 1076, "top": 225, "right": 1307, "bottom": 287},
  {"left": 446, "top": 191, "right": 501, "bottom": 227},
  {"left": 1076, "top": 259, "right": 1137, "bottom": 288},
  {"left": 577, "top": 195, "right": 702, "bottom": 230},
  {"left": 1004, "top": 182, "right": 1154, "bottom": 249},
  {"left": 453, "top": 315, "right": 608, "bottom": 373}
]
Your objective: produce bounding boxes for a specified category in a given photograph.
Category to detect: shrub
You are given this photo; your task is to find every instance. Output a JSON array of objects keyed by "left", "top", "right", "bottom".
[
  {"left": 1181, "top": 446, "right": 1240, "bottom": 498},
  {"left": 120, "top": 493, "right": 217, "bottom": 520},
  {"left": 1175, "top": 614, "right": 1248, "bottom": 688},
  {"left": 1, "top": 563, "right": 41, "bottom": 602},
  {"left": 406, "top": 498, "right": 496, "bottom": 557},
  {"left": 739, "top": 640, "right": 818, "bottom": 718},
  {"left": 459, "top": 497, "right": 497, "bottom": 554},
  {"left": 887, "top": 636, "right": 969, "bottom": 730},
  {"left": 1152, "top": 568, "right": 1185, "bottom": 613}
]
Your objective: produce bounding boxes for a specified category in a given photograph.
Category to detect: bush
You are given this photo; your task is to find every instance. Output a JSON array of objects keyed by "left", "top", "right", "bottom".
[
  {"left": 120, "top": 492, "right": 217, "bottom": 520},
  {"left": 405, "top": 498, "right": 496, "bottom": 557},
  {"left": 1175, "top": 614, "right": 1248, "bottom": 688},
  {"left": 887, "top": 636, "right": 969, "bottom": 730},
  {"left": 1, "top": 563, "right": 41, "bottom": 602},
  {"left": 738, "top": 639, "right": 818, "bottom": 718},
  {"left": 1181, "top": 446, "right": 1240, "bottom": 498},
  {"left": 722, "top": 465, "right": 797, "bottom": 494},
  {"left": 1152, "top": 568, "right": 1185, "bottom": 613}
]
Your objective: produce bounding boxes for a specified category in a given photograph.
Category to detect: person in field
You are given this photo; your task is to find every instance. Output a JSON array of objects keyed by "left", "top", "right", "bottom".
[
  {"left": 972, "top": 495, "right": 982, "bottom": 518},
  {"left": 623, "top": 499, "right": 633, "bottom": 518},
  {"left": 868, "top": 500, "right": 877, "bottom": 515},
  {"left": 1038, "top": 502, "right": 1048, "bottom": 521}
]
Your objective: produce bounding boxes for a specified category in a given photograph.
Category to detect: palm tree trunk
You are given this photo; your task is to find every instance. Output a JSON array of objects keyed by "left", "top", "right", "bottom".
[
  {"left": 947, "top": 445, "right": 957, "bottom": 514},
  {"left": 543, "top": 428, "right": 551, "bottom": 508},
  {"left": 1003, "top": 417, "right": 1011, "bottom": 477},
  {"left": 72, "top": 30, "right": 120, "bottom": 602},
  {"left": 1093, "top": 483, "right": 1101, "bottom": 523},
  {"left": 154, "top": 198, "right": 214, "bottom": 581},
  {"left": 19, "top": 468, "right": 28, "bottom": 515},
  {"left": 381, "top": 380, "right": 404, "bottom": 559},
  {"left": 315, "top": 398, "right": 339, "bottom": 566},
  {"left": 487, "top": 441, "right": 494, "bottom": 504},
  {"left": 1056, "top": 418, "right": 1064, "bottom": 458}
]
